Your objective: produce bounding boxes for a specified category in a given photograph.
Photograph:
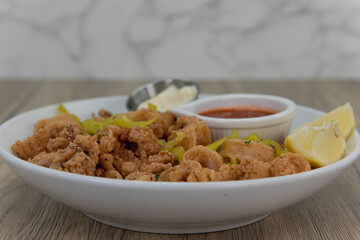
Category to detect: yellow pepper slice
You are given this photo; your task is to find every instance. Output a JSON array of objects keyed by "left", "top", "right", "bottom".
[
  {"left": 230, "top": 155, "right": 237, "bottom": 165},
  {"left": 228, "top": 130, "right": 240, "bottom": 139},
  {"left": 262, "top": 139, "right": 283, "bottom": 157},
  {"left": 58, "top": 103, "right": 69, "bottom": 114},
  {"left": 167, "top": 132, "right": 186, "bottom": 147},
  {"left": 171, "top": 146, "right": 185, "bottom": 164},
  {"left": 244, "top": 133, "right": 261, "bottom": 142},
  {"left": 58, "top": 104, "right": 83, "bottom": 127},
  {"left": 57, "top": 104, "right": 156, "bottom": 134},
  {"left": 225, "top": 155, "right": 238, "bottom": 166},
  {"left": 148, "top": 102, "right": 157, "bottom": 111},
  {"left": 157, "top": 139, "right": 167, "bottom": 148},
  {"left": 112, "top": 117, "right": 157, "bottom": 128},
  {"left": 83, "top": 114, "right": 156, "bottom": 134},
  {"left": 157, "top": 132, "right": 186, "bottom": 164},
  {"left": 119, "top": 114, "right": 134, "bottom": 123},
  {"left": 206, "top": 136, "right": 228, "bottom": 151},
  {"left": 83, "top": 119, "right": 106, "bottom": 134}
]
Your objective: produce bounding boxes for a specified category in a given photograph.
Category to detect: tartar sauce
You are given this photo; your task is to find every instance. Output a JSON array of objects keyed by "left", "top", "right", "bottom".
[{"left": 137, "top": 85, "right": 197, "bottom": 112}]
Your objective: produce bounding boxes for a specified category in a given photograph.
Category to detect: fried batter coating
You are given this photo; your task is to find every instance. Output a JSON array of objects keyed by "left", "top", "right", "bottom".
[
  {"left": 186, "top": 167, "right": 222, "bottom": 182},
  {"left": 138, "top": 151, "right": 175, "bottom": 174},
  {"left": 220, "top": 139, "right": 275, "bottom": 163},
  {"left": 158, "top": 160, "right": 222, "bottom": 182},
  {"left": 128, "top": 126, "right": 161, "bottom": 160},
  {"left": 95, "top": 124, "right": 153, "bottom": 176},
  {"left": 125, "top": 172, "right": 156, "bottom": 181},
  {"left": 182, "top": 146, "right": 224, "bottom": 171},
  {"left": 96, "top": 125, "right": 130, "bottom": 157},
  {"left": 168, "top": 116, "right": 211, "bottom": 150},
  {"left": 29, "top": 148, "right": 76, "bottom": 168},
  {"left": 29, "top": 135, "right": 100, "bottom": 176},
  {"left": 125, "top": 107, "right": 158, "bottom": 121},
  {"left": 99, "top": 153, "right": 115, "bottom": 171},
  {"left": 92, "top": 108, "right": 113, "bottom": 121},
  {"left": 47, "top": 137, "right": 69, "bottom": 152},
  {"left": 62, "top": 152, "right": 97, "bottom": 175},
  {"left": 98, "top": 108, "right": 112, "bottom": 118},
  {"left": 121, "top": 161, "right": 140, "bottom": 177},
  {"left": 157, "top": 111, "right": 177, "bottom": 137},
  {"left": 271, "top": 153, "right": 311, "bottom": 177},
  {"left": 95, "top": 168, "right": 106, "bottom": 177},
  {"left": 147, "top": 150, "right": 175, "bottom": 164},
  {"left": 74, "top": 135, "right": 100, "bottom": 162},
  {"left": 126, "top": 108, "right": 175, "bottom": 139},
  {"left": 95, "top": 167, "right": 123, "bottom": 179},
  {"left": 232, "top": 157, "right": 272, "bottom": 180},
  {"left": 115, "top": 145, "right": 139, "bottom": 165},
  {"left": 46, "top": 124, "right": 85, "bottom": 152},
  {"left": 104, "top": 170, "right": 122, "bottom": 179},
  {"left": 219, "top": 165, "right": 235, "bottom": 181},
  {"left": 11, "top": 114, "right": 81, "bottom": 160},
  {"left": 140, "top": 162, "right": 173, "bottom": 174},
  {"left": 169, "top": 115, "right": 199, "bottom": 129},
  {"left": 111, "top": 143, "right": 140, "bottom": 176}
]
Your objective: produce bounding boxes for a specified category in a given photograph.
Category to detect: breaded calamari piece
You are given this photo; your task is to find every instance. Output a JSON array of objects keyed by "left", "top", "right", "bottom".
[
  {"left": 62, "top": 152, "right": 97, "bottom": 175},
  {"left": 11, "top": 114, "right": 80, "bottom": 160},
  {"left": 182, "top": 145, "right": 224, "bottom": 171},
  {"left": 29, "top": 147, "right": 76, "bottom": 168},
  {"left": 104, "top": 169, "right": 122, "bottom": 179},
  {"left": 96, "top": 168, "right": 123, "bottom": 179},
  {"left": 271, "top": 153, "right": 311, "bottom": 177},
  {"left": 92, "top": 108, "right": 113, "bottom": 122},
  {"left": 147, "top": 150, "right": 175, "bottom": 164},
  {"left": 125, "top": 172, "right": 156, "bottom": 181},
  {"left": 158, "top": 160, "right": 222, "bottom": 182},
  {"left": 111, "top": 143, "right": 142, "bottom": 177},
  {"left": 220, "top": 139, "right": 275, "bottom": 163},
  {"left": 96, "top": 124, "right": 158, "bottom": 175},
  {"left": 99, "top": 153, "right": 115, "bottom": 171},
  {"left": 168, "top": 116, "right": 211, "bottom": 150},
  {"left": 47, "top": 125, "right": 85, "bottom": 152},
  {"left": 232, "top": 157, "right": 272, "bottom": 180},
  {"left": 126, "top": 108, "right": 175, "bottom": 139},
  {"left": 120, "top": 161, "right": 140, "bottom": 177},
  {"left": 140, "top": 162, "right": 173, "bottom": 175},
  {"left": 138, "top": 151, "right": 175, "bottom": 175},
  {"left": 74, "top": 134, "right": 100, "bottom": 162},
  {"left": 28, "top": 132, "right": 100, "bottom": 177},
  {"left": 219, "top": 164, "right": 235, "bottom": 181},
  {"left": 128, "top": 126, "right": 161, "bottom": 160}
]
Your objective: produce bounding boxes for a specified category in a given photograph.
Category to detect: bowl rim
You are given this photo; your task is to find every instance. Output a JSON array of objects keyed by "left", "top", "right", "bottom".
[
  {"left": 0, "top": 100, "right": 359, "bottom": 190},
  {"left": 172, "top": 93, "right": 297, "bottom": 128}
]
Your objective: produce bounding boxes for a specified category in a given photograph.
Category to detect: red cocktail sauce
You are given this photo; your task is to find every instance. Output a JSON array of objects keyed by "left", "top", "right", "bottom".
[{"left": 198, "top": 106, "right": 279, "bottom": 119}]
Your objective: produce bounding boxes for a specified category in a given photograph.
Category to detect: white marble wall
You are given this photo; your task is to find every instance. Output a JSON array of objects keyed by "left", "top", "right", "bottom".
[{"left": 1, "top": 0, "right": 360, "bottom": 81}]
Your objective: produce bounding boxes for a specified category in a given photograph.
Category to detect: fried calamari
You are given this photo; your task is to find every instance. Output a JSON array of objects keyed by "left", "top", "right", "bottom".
[{"left": 11, "top": 107, "right": 311, "bottom": 182}]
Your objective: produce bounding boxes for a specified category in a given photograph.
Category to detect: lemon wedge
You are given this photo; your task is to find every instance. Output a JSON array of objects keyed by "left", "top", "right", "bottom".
[
  {"left": 293, "top": 103, "right": 356, "bottom": 139},
  {"left": 285, "top": 103, "right": 356, "bottom": 167},
  {"left": 285, "top": 121, "right": 346, "bottom": 167}
]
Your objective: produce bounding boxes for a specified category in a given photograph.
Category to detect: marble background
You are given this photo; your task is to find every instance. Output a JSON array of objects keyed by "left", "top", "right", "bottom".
[{"left": 1, "top": 0, "right": 360, "bottom": 81}]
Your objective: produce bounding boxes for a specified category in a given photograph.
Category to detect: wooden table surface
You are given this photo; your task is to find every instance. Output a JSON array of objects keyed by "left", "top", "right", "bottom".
[{"left": 0, "top": 80, "right": 360, "bottom": 240}]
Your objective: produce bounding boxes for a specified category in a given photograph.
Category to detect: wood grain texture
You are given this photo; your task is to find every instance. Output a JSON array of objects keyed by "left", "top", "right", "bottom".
[{"left": 0, "top": 80, "right": 359, "bottom": 240}]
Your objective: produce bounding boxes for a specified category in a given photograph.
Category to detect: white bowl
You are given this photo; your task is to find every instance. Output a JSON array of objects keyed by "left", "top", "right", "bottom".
[
  {"left": 172, "top": 94, "right": 296, "bottom": 142},
  {"left": 0, "top": 95, "right": 359, "bottom": 234}
]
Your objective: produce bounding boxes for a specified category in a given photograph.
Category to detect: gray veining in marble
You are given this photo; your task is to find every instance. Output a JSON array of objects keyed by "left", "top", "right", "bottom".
[{"left": 1, "top": 0, "right": 360, "bottom": 80}]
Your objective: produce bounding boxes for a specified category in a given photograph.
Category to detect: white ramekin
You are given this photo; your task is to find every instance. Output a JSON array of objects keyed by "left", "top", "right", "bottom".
[{"left": 171, "top": 94, "right": 296, "bottom": 142}]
